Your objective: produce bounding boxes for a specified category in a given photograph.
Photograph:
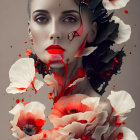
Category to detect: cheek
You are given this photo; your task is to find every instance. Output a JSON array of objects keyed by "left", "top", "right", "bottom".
[{"left": 30, "top": 24, "right": 49, "bottom": 46}]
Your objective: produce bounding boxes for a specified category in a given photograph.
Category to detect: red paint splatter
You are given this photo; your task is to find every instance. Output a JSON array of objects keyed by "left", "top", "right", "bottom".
[
  {"left": 16, "top": 99, "right": 20, "bottom": 104},
  {"left": 114, "top": 57, "right": 119, "bottom": 64},
  {"left": 18, "top": 54, "right": 21, "bottom": 57},
  {"left": 24, "top": 41, "right": 27, "bottom": 44},
  {"left": 21, "top": 98, "right": 24, "bottom": 102},
  {"left": 43, "top": 133, "right": 47, "bottom": 138},
  {"left": 134, "top": 24, "right": 136, "bottom": 27},
  {"left": 25, "top": 48, "right": 32, "bottom": 56},
  {"left": 117, "top": 132, "right": 123, "bottom": 140},
  {"left": 10, "top": 126, "right": 13, "bottom": 129},
  {"left": 23, "top": 102, "right": 29, "bottom": 106},
  {"left": 35, "top": 119, "right": 46, "bottom": 127},
  {"left": 124, "top": 10, "right": 128, "bottom": 14},
  {"left": 10, "top": 45, "right": 13, "bottom": 48},
  {"left": 35, "top": 68, "right": 38, "bottom": 73},
  {"left": 134, "top": 45, "right": 136, "bottom": 47},
  {"left": 129, "top": 52, "right": 132, "bottom": 54}
]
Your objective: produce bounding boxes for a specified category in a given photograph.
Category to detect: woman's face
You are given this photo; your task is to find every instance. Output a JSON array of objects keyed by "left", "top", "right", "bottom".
[{"left": 28, "top": 0, "right": 96, "bottom": 67}]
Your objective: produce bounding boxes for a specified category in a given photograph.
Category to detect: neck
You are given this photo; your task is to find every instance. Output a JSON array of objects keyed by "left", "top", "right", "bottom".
[{"left": 50, "top": 58, "right": 99, "bottom": 97}]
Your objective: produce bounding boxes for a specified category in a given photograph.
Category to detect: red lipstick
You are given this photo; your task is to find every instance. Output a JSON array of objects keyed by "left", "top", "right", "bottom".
[{"left": 46, "top": 45, "right": 65, "bottom": 54}]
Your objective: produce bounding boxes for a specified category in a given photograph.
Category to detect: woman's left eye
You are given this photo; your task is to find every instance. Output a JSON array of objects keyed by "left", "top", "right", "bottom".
[{"left": 63, "top": 16, "right": 78, "bottom": 23}]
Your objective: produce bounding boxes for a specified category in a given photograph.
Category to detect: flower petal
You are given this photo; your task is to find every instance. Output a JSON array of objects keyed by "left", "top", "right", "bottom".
[
  {"left": 103, "top": 0, "right": 130, "bottom": 10},
  {"left": 6, "top": 58, "right": 35, "bottom": 94},
  {"left": 81, "top": 47, "right": 97, "bottom": 56},
  {"left": 111, "top": 16, "right": 131, "bottom": 44},
  {"left": 9, "top": 103, "right": 24, "bottom": 115},
  {"left": 107, "top": 90, "right": 135, "bottom": 115},
  {"left": 34, "top": 79, "right": 44, "bottom": 90}
]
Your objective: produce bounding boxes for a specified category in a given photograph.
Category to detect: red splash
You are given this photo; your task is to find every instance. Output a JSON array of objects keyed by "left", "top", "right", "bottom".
[
  {"left": 124, "top": 10, "right": 128, "bottom": 14},
  {"left": 134, "top": 45, "right": 136, "bottom": 47},
  {"left": 21, "top": 98, "right": 24, "bottom": 102},
  {"left": 129, "top": 52, "right": 132, "bottom": 54},
  {"left": 74, "top": 35, "right": 88, "bottom": 57},
  {"left": 18, "top": 54, "right": 21, "bottom": 57},
  {"left": 35, "top": 68, "right": 38, "bottom": 73},
  {"left": 23, "top": 102, "right": 29, "bottom": 106},
  {"left": 16, "top": 99, "right": 20, "bottom": 104},
  {"left": 114, "top": 57, "right": 119, "bottom": 64},
  {"left": 43, "top": 133, "right": 47, "bottom": 138},
  {"left": 10, "top": 45, "right": 13, "bottom": 48},
  {"left": 117, "top": 132, "right": 123, "bottom": 140},
  {"left": 81, "top": 134, "right": 90, "bottom": 140},
  {"left": 35, "top": 119, "right": 46, "bottom": 127},
  {"left": 24, "top": 41, "right": 27, "bottom": 44},
  {"left": 10, "top": 126, "right": 13, "bottom": 129},
  {"left": 25, "top": 48, "right": 32, "bottom": 56}
]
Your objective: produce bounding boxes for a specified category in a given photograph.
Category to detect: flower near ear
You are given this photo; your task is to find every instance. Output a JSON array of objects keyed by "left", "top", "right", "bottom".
[
  {"left": 103, "top": 0, "right": 130, "bottom": 10},
  {"left": 9, "top": 102, "right": 46, "bottom": 140},
  {"left": 6, "top": 58, "right": 44, "bottom": 94},
  {"left": 111, "top": 16, "right": 131, "bottom": 44},
  {"left": 48, "top": 91, "right": 137, "bottom": 140}
]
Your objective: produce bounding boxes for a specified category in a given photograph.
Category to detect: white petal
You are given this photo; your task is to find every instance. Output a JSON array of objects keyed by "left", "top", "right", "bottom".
[
  {"left": 12, "top": 132, "right": 19, "bottom": 138},
  {"left": 81, "top": 97, "right": 100, "bottom": 109},
  {"left": 44, "top": 74, "right": 58, "bottom": 90},
  {"left": 91, "top": 123, "right": 109, "bottom": 140},
  {"left": 24, "top": 101, "right": 45, "bottom": 113},
  {"left": 6, "top": 83, "right": 27, "bottom": 94},
  {"left": 7, "top": 58, "right": 35, "bottom": 94},
  {"left": 34, "top": 79, "right": 44, "bottom": 90},
  {"left": 111, "top": 16, "right": 131, "bottom": 44},
  {"left": 68, "top": 77, "right": 85, "bottom": 88},
  {"left": 103, "top": 0, "right": 130, "bottom": 10},
  {"left": 9, "top": 103, "right": 24, "bottom": 115},
  {"left": 81, "top": 47, "right": 97, "bottom": 56},
  {"left": 121, "top": 127, "right": 138, "bottom": 140},
  {"left": 107, "top": 90, "right": 135, "bottom": 115}
]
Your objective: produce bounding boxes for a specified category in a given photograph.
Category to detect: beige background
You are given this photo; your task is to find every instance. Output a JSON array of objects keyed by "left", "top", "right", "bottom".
[{"left": 0, "top": 0, "right": 140, "bottom": 139}]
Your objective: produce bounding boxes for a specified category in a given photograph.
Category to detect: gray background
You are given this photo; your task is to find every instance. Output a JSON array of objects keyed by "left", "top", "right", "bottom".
[{"left": 0, "top": 0, "right": 140, "bottom": 139}]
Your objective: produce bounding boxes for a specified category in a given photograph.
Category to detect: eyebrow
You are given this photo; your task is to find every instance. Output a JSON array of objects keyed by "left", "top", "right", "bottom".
[{"left": 33, "top": 9, "right": 79, "bottom": 15}]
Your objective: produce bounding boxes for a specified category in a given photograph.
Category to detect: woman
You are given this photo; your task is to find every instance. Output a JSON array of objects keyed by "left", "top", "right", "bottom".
[
  {"left": 27, "top": 0, "right": 126, "bottom": 96},
  {"left": 8, "top": 0, "right": 138, "bottom": 139}
]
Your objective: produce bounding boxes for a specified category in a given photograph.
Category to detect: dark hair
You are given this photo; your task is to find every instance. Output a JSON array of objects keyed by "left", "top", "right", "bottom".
[{"left": 28, "top": 0, "right": 126, "bottom": 95}]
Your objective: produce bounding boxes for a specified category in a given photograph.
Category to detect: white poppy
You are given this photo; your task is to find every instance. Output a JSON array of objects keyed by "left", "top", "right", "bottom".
[
  {"left": 107, "top": 90, "right": 135, "bottom": 116},
  {"left": 9, "top": 102, "right": 46, "bottom": 140},
  {"left": 103, "top": 0, "right": 130, "bottom": 10},
  {"left": 6, "top": 58, "right": 44, "bottom": 94},
  {"left": 48, "top": 91, "right": 137, "bottom": 139}
]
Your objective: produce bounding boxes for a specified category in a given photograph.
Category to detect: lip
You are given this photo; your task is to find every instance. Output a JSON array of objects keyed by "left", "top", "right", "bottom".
[{"left": 46, "top": 45, "right": 65, "bottom": 54}]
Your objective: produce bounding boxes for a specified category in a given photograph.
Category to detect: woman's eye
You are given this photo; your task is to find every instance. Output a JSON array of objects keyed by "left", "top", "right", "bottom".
[
  {"left": 35, "top": 15, "right": 48, "bottom": 24},
  {"left": 63, "top": 17, "right": 78, "bottom": 23}
]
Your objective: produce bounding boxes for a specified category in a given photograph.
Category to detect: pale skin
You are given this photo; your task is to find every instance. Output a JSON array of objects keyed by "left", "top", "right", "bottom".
[{"left": 28, "top": 0, "right": 100, "bottom": 96}]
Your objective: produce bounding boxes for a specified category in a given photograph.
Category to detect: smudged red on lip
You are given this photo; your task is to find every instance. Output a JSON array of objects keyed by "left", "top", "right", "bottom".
[{"left": 46, "top": 45, "right": 65, "bottom": 54}]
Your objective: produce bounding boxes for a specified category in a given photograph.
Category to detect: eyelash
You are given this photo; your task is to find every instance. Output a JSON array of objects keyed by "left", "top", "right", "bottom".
[{"left": 34, "top": 15, "right": 79, "bottom": 24}]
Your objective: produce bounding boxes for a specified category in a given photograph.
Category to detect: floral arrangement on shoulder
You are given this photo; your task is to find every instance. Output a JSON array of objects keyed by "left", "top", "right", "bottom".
[{"left": 6, "top": 0, "right": 138, "bottom": 139}]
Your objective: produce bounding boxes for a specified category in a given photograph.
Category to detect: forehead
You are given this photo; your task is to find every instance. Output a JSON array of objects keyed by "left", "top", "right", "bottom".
[{"left": 31, "top": 0, "right": 79, "bottom": 13}]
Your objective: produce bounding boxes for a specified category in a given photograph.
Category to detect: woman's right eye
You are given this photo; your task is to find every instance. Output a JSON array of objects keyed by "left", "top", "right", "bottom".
[{"left": 34, "top": 15, "right": 49, "bottom": 24}]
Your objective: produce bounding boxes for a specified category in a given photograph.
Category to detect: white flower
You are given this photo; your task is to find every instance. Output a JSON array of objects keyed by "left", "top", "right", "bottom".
[
  {"left": 9, "top": 102, "right": 46, "bottom": 140},
  {"left": 103, "top": 0, "right": 130, "bottom": 10},
  {"left": 111, "top": 16, "right": 131, "bottom": 44},
  {"left": 6, "top": 58, "right": 44, "bottom": 94},
  {"left": 48, "top": 91, "right": 137, "bottom": 139}
]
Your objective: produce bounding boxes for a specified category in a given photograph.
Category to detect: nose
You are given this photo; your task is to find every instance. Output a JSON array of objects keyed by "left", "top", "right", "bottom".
[
  {"left": 49, "top": 20, "right": 62, "bottom": 40},
  {"left": 50, "top": 33, "right": 61, "bottom": 40}
]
